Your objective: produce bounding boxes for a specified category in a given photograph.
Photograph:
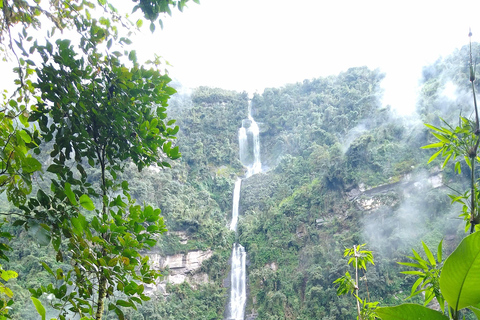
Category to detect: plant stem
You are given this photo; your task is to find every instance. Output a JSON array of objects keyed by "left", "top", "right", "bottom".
[{"left": 354, "top": 245, "right": 362, "bottom": 320}]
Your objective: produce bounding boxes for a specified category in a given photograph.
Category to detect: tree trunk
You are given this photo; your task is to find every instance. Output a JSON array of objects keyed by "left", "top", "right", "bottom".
[{"left": 95, "top": 273, "right": 107, "bottom": 320}]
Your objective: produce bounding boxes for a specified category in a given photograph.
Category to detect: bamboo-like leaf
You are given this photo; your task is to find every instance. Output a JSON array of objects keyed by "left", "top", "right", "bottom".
[
  {"left": 421, "top": 142, "right": 444, "bottom": 149},
  {"left": 425, "top": 123, "right": 445, "bottom": 133},
  {"left": 442, "top": 153, "right": 452, "bottom": 168},
  {"left": 428, "top": 149, "right": 443, "bottom": 163},
  {"left": 376, "top": 303, "right": 448, "bottom": 320},
  {"left": 432, "top": 132, "right": 451, "bottom": 144},
  {"left": 409, "top": 277, "right": 424, "bottom": 298},
  {"left": 422, "top": 241, "right": 436, "bottom": 267},
  {"left": 437, "top": 239, "right": 443, "bottom": 263},
  {"left": 440, "top": 231, "right": 480, "bottom": 311},
  {"left": 400, "top": 271, "right": 425, "bottom": 276},
  {"left": 455, "top": 161, "right": 462, "bottom": 174}
]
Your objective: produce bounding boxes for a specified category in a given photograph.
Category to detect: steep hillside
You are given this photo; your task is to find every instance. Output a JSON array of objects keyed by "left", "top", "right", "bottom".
[{"left": 3, "top": 45, "right": 479, "bottom": 319}]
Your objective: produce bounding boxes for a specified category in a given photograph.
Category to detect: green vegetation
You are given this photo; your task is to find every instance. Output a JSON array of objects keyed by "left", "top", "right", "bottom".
[{"left": 1, "top": 2, "right": 479, "bottom": 318}]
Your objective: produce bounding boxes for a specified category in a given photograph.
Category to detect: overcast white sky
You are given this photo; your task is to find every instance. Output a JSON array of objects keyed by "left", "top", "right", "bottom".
[
  {"left": 3, "top": 0, "right": 480, "bottom": 115},
  {"left": 133, "top": 0, "right": 480, "bottom": 114}
]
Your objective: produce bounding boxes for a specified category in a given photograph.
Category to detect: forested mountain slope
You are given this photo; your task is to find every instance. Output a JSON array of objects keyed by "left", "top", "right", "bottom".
[{"left": 2, "top": 45, "right": 477, "bottom": 319}]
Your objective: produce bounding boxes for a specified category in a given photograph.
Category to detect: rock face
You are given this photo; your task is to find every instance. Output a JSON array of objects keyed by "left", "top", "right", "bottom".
[
  {"left": 144, "top": 249, "right": 213, "bottom": 295},
  {"left": 350, "top": 171, "right": 443, "bottom": 211}
]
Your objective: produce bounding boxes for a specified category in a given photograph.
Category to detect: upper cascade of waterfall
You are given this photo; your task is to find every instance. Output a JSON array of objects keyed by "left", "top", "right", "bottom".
[{"left": 240, "top": 101, "right": 262, "bottom": 178}]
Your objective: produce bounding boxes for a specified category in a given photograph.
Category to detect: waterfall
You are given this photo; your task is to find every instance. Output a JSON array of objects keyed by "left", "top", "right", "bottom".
[
  {"left": 227, "top": 100, "right": 262, "bottom": 320},
  {"left": 247, "top": 115, "right": 261, "bottom": 177},
  {"left": 228, "top": 243, "right": 247, "bottom": 320},
  {"left": 245, "top": 101, "right": 262, "bottom": 178},
  {"left": 238, "top": 127, "right": 248, "bottom": 165},
  {"left": 229, "top": 179, "right": 242, "bottom": 232}
]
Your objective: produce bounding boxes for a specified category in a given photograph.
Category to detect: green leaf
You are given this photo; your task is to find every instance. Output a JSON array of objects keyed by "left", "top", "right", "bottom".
[
  {"left": 31, "top": 297, "right": 46, "bottom": 320},
  {"left": 41, "top": 262, "right": 55, "bottom": 277},
  {"left": 400, "top": 270, "right": 425, "bottom": 276},
  {"left": 1, "top": 270, "right": 18, "bottom": 281},
  {"left": 421, "top": 142, "right": 444, "bottom": 149},
  {"left": 47, "top": 164, "right": 64, "bottom": 174},
  {"left": 64, "top": 183, "right": 78, "bottom": 206},
  {"left": 79, "top": 194, "right": 95, "bottom": 211},
  {"left": 437, "top": 239, "right": 443, "bottom": 263},
  {"left": 376, "top": 303, "right": 448, "bottom": 320},
  {"left": 22, "top": 157, "right": 42, "bottom": 173},
  {"left": 71, "top": 215, "right": 85, "bottom": 235},
  {"left": 440, "top": 231, "right": 480, "bottom": 311},
  {"left": 136, "top": 19, "right": 143, "bottom": 28},
  {"left": 116, "top": 299, "right": 131, "bottom": 307},
  {"left": 150, "top": 22, "right": 155, "bottom": 32},
  {"left": 19, "top": 130, "right": 31, "bottom": 143},
  {"left": 422, "top": 241, "right": 436, "bottom": 267},
  {"left": 432, "top": 132, "right": 451, "bottom": 144},
  {"left": 28, "top": 222, "right": 51, "bottom": 246},
  {"left": 469, "top": 303, "right": 480, "bottom": 319},
  {"left": 427, "top": 149, "right": 442, "bottom": 164},
  {"left": 37, "top": 189, "right": 50, "bottom": 207},
  {"left": 455, "top": 161, "right": 462, "bottom": 174}
]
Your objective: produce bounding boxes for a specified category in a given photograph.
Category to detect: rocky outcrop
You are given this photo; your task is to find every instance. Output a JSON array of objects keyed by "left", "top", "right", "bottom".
[
  {"left": 144, "top": 249, "right": 213, "bottom": 295},
  {"left": 349, "top": 171, "right": 443, "bottom": 211}
]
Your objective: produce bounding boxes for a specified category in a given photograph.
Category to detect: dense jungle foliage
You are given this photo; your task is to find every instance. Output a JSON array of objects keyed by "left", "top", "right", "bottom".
[{"left": 2, "top": 42, "right": 480, "bottom": 319}]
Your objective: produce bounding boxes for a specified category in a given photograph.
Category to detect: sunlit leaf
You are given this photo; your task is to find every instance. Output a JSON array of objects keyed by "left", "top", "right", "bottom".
[
  {"left": 79, "top": 194, "right": 95, "bottom": 211},
  {"left": 440, "top": 231, "right": 480, "bottom": 311},
  {"left": 376, "top": 303, "right": 448, "bottom": 320},
  {"left": 31, "top": 297, "right": 46, "bottom": 320}
]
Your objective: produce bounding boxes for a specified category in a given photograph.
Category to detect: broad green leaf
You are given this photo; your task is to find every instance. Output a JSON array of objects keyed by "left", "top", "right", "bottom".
[
  {"left": 0, "top": 270, "right": 18, "bottom": 281},
  {"left": 376, "top": 303, "right": 448, "bottom": 320},
  {"left": 22, "top": 157, "right": 41, "bottom": 173},
  {"left": 64, "top": 183, "right": 78, "bottom": 206},
  {"left": 440, "top": 231, "right": 480, "bottom": 311},
  {"left": 31, "top": 297, "right": 46, "bottom": 320},
  {"left": 19, "top": 130, "right": 31, "bottom": 143},
  {"left": 79, "top": 194, "right": 95, "bottom": 211},
  {"left": 71, "top": 215, "right": 86, "bottom": 235}
]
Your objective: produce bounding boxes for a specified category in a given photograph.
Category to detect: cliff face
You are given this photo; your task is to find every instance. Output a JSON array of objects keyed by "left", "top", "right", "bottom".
[{"left": 145, "top": 248, "right": 213, "bottom": 295}]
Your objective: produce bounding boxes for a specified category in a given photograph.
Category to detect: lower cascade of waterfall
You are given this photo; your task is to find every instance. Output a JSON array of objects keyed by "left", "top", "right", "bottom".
[
  {"left": 227, "top": 243, "right": 247, "bottom": 320},
  {"left": 226, "top": 101, "right": 262, "bottom": 320}
]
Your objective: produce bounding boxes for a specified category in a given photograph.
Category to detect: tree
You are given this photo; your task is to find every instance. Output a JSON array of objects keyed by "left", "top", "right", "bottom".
[{"left": 0, "top": 0, "right": 198, "bottom": 319}]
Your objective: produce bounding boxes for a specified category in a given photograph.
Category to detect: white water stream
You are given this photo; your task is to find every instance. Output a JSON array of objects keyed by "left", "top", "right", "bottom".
[{"left": 227, "top": 101, "right": 262, "bottom": 320}]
